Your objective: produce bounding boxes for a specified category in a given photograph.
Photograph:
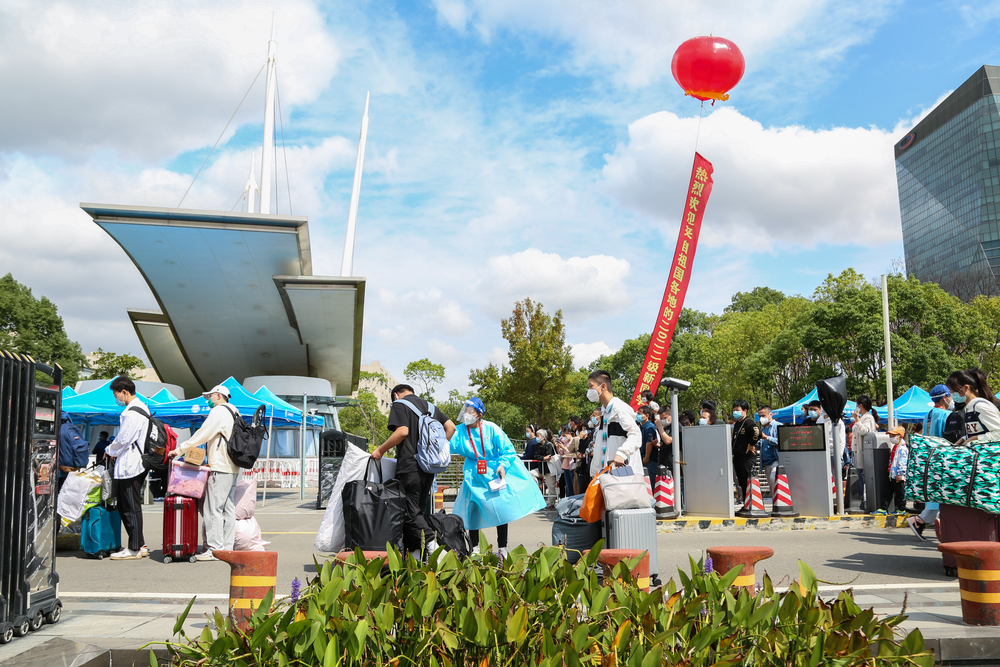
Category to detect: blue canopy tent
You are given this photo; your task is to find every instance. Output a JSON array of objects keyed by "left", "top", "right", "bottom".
[
  {"left": 149, "top": 376, "right": 322, "bottom": 429},
  {"left": 253, "top": 385, "right": 302, "bottom": 413},
  {"left": 61, "top": 386, "right": 78, "bottom": 399},
  {"left": 772, "top": 388, "right": 856, "bottom": 424},
  {"left": 876, "top": 386, "right": 934, "bottom": 424},
  {"left": 148, "top": 387, "right": 181, "bottom": 403},
  {"left": 61, "top": 379, "right": 156, "bottom": 426}
]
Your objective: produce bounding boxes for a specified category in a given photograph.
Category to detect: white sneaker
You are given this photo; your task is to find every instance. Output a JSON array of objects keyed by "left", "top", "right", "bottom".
[
  {"left": 195, "top": 551, "right": 218, "bottom": 562},
  {"left": 497, "top": 547, "right": 509, "bottom": 560},
  {"left": 140, "top": 545, "right": 149, "bottom": 558},
  {"left": 427, "top": 540, "right": 439, "bottom": 553},
  {"left": 110, "top": 548, "right": 142, "bottom": 560}
]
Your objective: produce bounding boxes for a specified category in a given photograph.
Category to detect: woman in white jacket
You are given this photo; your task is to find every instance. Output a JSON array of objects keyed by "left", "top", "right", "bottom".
[{"left": 851, "top": 396, "right": 879, "bottom": 511}]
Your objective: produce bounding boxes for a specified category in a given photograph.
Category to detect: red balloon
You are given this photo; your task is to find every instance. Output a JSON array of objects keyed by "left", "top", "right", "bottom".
[{"left": 671, "top": 37, "right": 745, "bottom": 102}]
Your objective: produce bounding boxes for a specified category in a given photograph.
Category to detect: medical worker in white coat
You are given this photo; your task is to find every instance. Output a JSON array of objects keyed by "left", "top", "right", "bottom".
[{"left": 450, "top": 398, "right": 545, "bottom": 558}]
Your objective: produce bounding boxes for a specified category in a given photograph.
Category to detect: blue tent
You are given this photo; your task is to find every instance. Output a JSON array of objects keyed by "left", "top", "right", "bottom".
[
  {"left": 253, "top": 385, "right": 302, "bottom": 412},
  {"left": 876, "top": 385, "right": 934, "bottom": 424},
  {"left": 148, "top": 388, "right": 181, "bottom": 403},
  {"left": 151, "top": 377, "right": 322, "bottom": 428},
  {"left": 61, "top": 379, "right": 156, "bottom": 426},
  {"left": 61, "top": 386, "right": 78, "bottom": 399},
  {"left": 772, "top": 388, "right": 857, "bottom": 424}
]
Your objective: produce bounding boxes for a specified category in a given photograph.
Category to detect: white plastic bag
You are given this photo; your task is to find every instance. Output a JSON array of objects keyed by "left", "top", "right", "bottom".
[
  {"left": 314, "top": 447, "right": 397, "bottom": 552},
  {"left": 56, "top": 470, "right": 101, "bottom": 523},
  {"left": 234, "top": 476, "right": 270, "bottom": 551}
]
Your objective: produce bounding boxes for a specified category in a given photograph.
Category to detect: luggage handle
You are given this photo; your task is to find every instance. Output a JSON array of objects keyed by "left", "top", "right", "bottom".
[{"left": 365, "top": 457, "right": 384, "bottom": 484}]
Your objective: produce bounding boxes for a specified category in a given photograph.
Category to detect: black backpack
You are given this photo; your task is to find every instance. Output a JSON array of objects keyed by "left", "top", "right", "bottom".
[
  {"left": 427, "top": 510, "right": 472, "bottom": 557},
  {"left": 224, "top": 404, "right": 268, "bottom": 469},
  {"left": 127, "top": 406, "right": 173, "bottom": 471},
  {"left": 943, "top": 411, "right": 966, "bottom": 444}
]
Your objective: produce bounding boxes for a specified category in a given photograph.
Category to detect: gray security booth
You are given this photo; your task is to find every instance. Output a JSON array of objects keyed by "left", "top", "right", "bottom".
[
  {"left": 777, "top": 423, "right": 835, "bottom": 518},
  {"left": 861, "top": 432, "right": 893, "bottom": 513},
  {"left": 681, "top": 424, "right": 735, "bottom": 519}
]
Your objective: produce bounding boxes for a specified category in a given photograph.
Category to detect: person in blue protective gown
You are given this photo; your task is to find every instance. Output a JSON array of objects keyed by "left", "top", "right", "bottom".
[{"left": 450, "top": 397, "right": 546, "bottom": 558}]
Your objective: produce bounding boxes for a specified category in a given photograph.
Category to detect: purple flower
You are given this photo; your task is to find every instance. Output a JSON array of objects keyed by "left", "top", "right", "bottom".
[
  {"left": 290, "top": 578, "right": 301, "bottom": 603},
  {"left": 704, "top": 556, "right": 713, "bottom": 575}
]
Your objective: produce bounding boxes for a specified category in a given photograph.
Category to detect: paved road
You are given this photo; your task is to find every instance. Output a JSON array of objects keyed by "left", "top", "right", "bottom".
[{"left": 54, "top": 491, "right": 950, "bottom": 598}]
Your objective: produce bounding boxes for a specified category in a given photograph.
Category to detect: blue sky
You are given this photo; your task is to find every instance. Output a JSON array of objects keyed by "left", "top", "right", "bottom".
[{"left": 1, "top": 0, "right": 998, "bottom": 394}]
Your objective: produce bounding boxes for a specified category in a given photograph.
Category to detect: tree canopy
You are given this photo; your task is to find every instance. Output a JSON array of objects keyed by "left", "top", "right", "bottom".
[
  {"left": 404, "top": 358, "right": 445, "bottom": 400},
  {"left": 91, "top": 348, "right": 145, "bottom": 380},
  {"left": 0, "top": 273, "right": 86, "bottom": 385}
]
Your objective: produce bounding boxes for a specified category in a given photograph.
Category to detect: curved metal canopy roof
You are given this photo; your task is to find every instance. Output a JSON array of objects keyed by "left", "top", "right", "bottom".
[{"left": 82, "top": 203, "right": 364, "bottom": 396}]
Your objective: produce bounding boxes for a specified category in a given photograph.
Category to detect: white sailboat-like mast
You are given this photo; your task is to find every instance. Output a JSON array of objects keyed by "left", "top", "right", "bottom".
[
  {"left": 341, "top": 92, "right": 370, "bottom": 276},
  {"left": 259, "top": 16, "right": 278, "bottom": 214}
]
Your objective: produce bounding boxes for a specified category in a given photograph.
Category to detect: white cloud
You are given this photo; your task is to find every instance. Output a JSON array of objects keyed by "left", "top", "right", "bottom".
[
  {"left": 571, "top": 341, "right": 616, "bottom": 368},
  {"left": 478, "top": 249, "right": 631, "bottom": 321},
  {"left": 377, "top": 289, "right": 474, "bottom": 336},
  {"left": 426, "top": 339, "right": 467, "bottom": 367},
  {"left": 601, "top": 107, "right": 903, "bottom": 250},
  {"left": 0, "top": 0, "right": 338, "bottom": 160}
]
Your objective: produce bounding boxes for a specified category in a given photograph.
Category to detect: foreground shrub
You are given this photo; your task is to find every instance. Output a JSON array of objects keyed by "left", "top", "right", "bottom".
[{"left": 155, "top": 542, "right": 934, "bottom": 666}]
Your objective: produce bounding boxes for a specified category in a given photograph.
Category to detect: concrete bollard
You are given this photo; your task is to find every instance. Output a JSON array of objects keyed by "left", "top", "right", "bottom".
[
  {"left": 938, "top": 541, "right": 1000, "bottom": 625},
  {"left": 213, "top": 550, "right": 278, "bottom": 631},
  {"left": 707, "top": 546, "right": 774, "bottom": 591},
  {"left": 585, "top": 548, "right": 651, "bottom": 591}
]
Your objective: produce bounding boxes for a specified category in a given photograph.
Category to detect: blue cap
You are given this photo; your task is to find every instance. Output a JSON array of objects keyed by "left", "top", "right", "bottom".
[
  {"left": 930, "top": 384, "right": 951, "bottom": 400},
  {"left": 464, "top": 397, "right": 486, "bottom": 414}
]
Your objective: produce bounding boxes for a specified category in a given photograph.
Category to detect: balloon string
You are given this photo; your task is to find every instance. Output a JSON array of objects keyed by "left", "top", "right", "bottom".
[{"left": 693, "top": 101, "right": 705, "bottom": 154}]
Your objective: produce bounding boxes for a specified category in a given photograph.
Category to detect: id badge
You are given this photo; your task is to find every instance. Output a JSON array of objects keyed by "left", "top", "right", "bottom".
[{"left": 477, "top": 459, "right": 487, "bottom": 475}]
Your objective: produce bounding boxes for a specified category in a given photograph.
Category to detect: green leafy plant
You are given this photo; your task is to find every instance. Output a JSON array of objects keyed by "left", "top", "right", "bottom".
[{"left": 152, "top": 544, "right": 934, "bottom": 666}]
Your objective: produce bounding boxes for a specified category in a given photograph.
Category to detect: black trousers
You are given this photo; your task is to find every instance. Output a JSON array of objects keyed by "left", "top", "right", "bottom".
[
  {"left": 881, "top": 479, "right": 907, "bottom": 512},
  {"left": 149, "top": 469, "right": 168, "bottom": 498},
  {"left": 733, "top": 455, "right": 754, "bottom": 498},
  {"left": 118, "top": 470, "right": 148, "bottom": 551},
  {"left": 470, "top": 523, "right": 509, "bottom": 549},
  {"left": 397, "top": 469, "right": 435, "bottom": 552}
]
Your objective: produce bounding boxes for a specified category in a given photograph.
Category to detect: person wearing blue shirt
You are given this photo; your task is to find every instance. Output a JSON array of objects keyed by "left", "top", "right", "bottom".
[
  {"left": 909, "top": 385, "right": 954, "bottom": 540},
  {"left": 756, "top": 405, "right": 782, "bottom": 491}
]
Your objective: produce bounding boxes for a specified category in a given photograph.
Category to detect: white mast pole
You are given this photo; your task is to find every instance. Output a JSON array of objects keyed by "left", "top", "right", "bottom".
[
  {"left": 244, "top": 151, "right": 258, "bottom": 213},
  {"left": 260, "top": 16, "right": 277, "bottom": 214},
  {"left": 341, "top": 92, "right": 370, "bottom": 276},
  {"left": 882, "top": 274, "right": 895, "bottom": 428}
]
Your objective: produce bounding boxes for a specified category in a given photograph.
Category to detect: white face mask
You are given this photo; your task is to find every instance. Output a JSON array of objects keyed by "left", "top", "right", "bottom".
[
  {"left": 463, "top": 412, "right": 478, "bottom": 425},
  {"left": 586, "top": 387, "right": 600, "bottom": 403},
  {"left": 890, "top": 436, "right": 902, "bottom": 445},
  {"left": 760, "top": 416, "right": 770, "bottom": 425},
  {"left": 699, "top": 418, "right": 708, "bottom": 425}
]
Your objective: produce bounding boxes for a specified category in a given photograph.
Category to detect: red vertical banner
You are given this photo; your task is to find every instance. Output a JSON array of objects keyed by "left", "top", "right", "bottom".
[{"left": 629, "top": 153, "right": 714, "bottom": 409}]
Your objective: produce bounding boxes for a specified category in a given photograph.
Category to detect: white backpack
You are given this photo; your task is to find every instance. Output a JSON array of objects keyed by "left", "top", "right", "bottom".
[{"left": 396, "top": 399, "right": 451, "bottom": 473}]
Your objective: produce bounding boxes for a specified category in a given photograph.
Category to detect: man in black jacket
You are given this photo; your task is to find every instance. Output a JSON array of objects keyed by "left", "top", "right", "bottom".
[{"left": 731, "top": 399, "right": 760, "bottom": 504}]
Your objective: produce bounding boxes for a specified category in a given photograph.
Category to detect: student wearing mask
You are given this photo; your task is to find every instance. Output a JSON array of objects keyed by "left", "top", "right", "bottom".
[
  {"left": 699, "top": 400, "right": 718, "bottom": 426},
  {"left": 757, "top": 405, "right": 782, "bottom": 491},
  {"left": 534, "top": 429, "right": 558, "bottom": 508},
  {"left": 637, "top": 406, "right": 659, "bottom": 492},
  {"left": 731, "top": 399, "right": 760, "bottom": 506},
  {"left": 577, "top": 416, "right": 596, "bottom": 491},
  {"left": 450, "top": 398, "right": 544, "bottom": 558},
  {"left": 802, "top": 401, "right": 822, "bottom": 425},
  {"left": 909, "top": 385, "right": 953, "bottom": 540},
  {"left": 105, "top": 376, "right": 150, "bottom": 560},
  {"left": 874, "top": 426, "right": 908, "bottom": 515},
  {"left": 556, "top": 425, "right": 578, "bottom": 497},
  {"left": 587, "top": 370, "right": 642, "bottom": 475},
  {"left": 947, "top": 368, "right": 1000, "bottom": 443},
  {"left": 521, "top": 426, "right": 540, "bottom": 475}
]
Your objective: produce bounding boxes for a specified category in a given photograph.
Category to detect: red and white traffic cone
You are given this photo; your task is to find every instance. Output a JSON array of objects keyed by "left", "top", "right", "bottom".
[
  {"left": 770, "top": 465, "right": 799, "bottom": 517},
  {"left": 736, "top": 476, "right": 768, "bottom": 518},
  {"left": 654, "top": 466, "right": 679, "bottom": 519}
]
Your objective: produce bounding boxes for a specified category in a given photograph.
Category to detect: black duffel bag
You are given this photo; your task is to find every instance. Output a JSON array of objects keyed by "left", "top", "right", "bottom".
[{"left": 342, "top": 459, "right": 406, "bottom": 551}]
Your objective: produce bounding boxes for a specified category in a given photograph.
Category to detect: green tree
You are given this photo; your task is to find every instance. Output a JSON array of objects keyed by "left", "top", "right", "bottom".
[
  {"left": 725, "top": 286, "right": 787, "bottom": 313},
  {"left": 337, "top": 390, "right": 390, "bottom": 450},
  {"left": 587, "top": 334, "right": 651, "bottom": 401},
  {"left": 91, "top": 347, "right": 145, "bottom": 380},
  {"left": 404, "top": 358, "right": 445, "bottom": 400},
  {"left": 469, "top": 298, "right": 575, "bottom": 435},
  {"left": 0, "top": 273, "right": 86, "bottom": 385}
]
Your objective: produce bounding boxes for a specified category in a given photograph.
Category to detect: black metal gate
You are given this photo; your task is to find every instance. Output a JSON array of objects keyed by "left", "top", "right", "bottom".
[{"left": 0, "top": 351, "right": 63, "bottom": 643}]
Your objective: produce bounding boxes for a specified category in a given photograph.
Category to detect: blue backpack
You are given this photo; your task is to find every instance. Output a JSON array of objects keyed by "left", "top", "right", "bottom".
[
  {"left": 59, "top": 418, "right": 91, "bottom": 469},
  {"left": 396, "top": 399, "right": 451, "bottom": 473}
]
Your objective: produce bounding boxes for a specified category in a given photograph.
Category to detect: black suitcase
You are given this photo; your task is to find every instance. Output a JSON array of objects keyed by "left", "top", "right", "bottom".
[
  {"left": 936, "top": 504, "right": 999, "bottom": 576},
  {"left": 552, "top": 517, "right": 602, "bottom": 564},
  {"left": 342, "top": 459, "right": 405, "bottom": 551}
]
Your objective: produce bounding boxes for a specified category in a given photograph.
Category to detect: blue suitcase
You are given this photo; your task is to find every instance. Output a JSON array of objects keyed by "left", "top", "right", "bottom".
[{"left": 81, "top": 505, "right": 121, "bottom": 559}]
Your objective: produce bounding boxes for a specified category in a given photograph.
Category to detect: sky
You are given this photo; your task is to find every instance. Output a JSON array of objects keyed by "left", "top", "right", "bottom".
[{"left": 3, "top": 0, "right": 1000, "bottom": 395}]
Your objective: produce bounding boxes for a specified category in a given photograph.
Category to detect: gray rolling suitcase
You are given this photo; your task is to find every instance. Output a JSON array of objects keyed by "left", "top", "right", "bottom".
[{"left": 605, "top": 507, "right": 659, "bottom": 581}]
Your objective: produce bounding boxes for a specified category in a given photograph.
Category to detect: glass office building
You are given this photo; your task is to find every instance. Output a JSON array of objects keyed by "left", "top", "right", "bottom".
[{"left": 895, "top": 65, "right": 1000, "bottom": 296}]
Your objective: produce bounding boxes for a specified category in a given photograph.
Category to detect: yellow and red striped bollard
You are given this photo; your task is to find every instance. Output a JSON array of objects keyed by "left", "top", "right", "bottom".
[
  {"left": 938, "top": 541, "right": 1000, "bottom": 625},
  {"left": 213, "top": 550, "right": 278, "bottom": 631}
]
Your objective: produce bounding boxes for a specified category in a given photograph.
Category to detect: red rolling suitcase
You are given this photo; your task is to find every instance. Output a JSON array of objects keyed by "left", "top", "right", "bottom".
[
  {"left": 163, "top": 495, "right": 199, "bottom": 564},
  {"left": 935, "top": 504, "right": 999, "bottom": 576}
]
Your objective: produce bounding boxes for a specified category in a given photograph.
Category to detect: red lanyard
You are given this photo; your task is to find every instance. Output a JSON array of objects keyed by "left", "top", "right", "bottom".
[{"left": 467, "top": 422, "right": 485, "bottom": 458}]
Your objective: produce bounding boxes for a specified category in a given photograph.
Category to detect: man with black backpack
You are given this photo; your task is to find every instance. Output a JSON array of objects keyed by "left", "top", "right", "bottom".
[
  {"left": 106, "top": 376, "right": 151, "bottom": 560},
  {"left": 372, "top": 384, "right": 456, "bottom": 558},
  {"left": 172, "top": 384, "right": 239, "bottom": 561}
]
